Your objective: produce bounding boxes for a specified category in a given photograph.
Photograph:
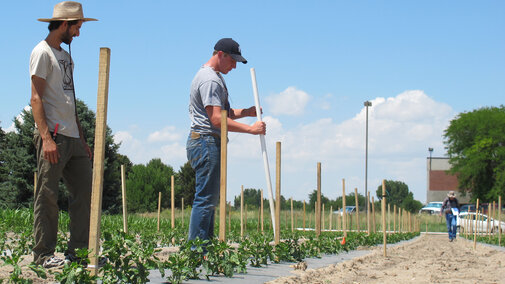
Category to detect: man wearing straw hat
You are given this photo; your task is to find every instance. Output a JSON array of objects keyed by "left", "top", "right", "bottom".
[
  {"left": 187, "top": 38, "right": 266, "bottom": 242},
  {"left": 30, "top": 1, "right": 97, "bottom": 268},
  {"left": 440, "top": 191, "right": 460, "bottom": 242}
]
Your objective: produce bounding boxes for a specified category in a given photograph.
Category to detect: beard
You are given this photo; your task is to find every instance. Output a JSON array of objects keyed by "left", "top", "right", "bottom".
[{"left": 61, "top": 28, "right": 73, "bottom": 45}]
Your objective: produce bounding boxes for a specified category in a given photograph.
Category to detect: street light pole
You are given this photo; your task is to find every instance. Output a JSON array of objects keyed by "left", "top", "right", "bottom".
[{"left": 364, "top": 101, "right": 372, "bottom": 214}]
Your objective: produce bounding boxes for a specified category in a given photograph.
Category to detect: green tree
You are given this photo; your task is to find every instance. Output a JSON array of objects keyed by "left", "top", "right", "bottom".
[
  {"left": 0, "top": 101, "right": 125, "bottom": 212},
  {"left": 126, "top": 158, "right": 174, "bottom": 213},
  {"left": 444, "top": 106, "right": 505, "bottom": 202},
  {"left": 376, "top": 180, "right": 422, "bottom": 213}
]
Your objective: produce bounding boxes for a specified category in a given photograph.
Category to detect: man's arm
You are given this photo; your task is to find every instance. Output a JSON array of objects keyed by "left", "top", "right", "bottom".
[
  {"left": 31, "top": 75, "right": 60, "bottom": 164},
  {"left": 229, "top": 106, "right": 259, "bottom": 120},
  {"left": 206, "top": 106, "right": 265, "bottom": 135}
]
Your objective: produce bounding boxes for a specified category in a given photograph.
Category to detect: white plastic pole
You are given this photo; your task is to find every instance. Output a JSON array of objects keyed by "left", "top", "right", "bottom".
[{"left": 250, "top": 68, "right": 277, "bottom": 239}]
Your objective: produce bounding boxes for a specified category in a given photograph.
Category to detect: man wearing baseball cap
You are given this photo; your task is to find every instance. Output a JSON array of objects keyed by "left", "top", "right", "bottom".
[
  {"left": 30, "top": 1, "right": 96, "bottom": 268},
  {"left": 186, "top": 38, "right": 266, "bottom": 242},
  {"left": 440, "top": 191, "right": 460, "bottom": 242}
]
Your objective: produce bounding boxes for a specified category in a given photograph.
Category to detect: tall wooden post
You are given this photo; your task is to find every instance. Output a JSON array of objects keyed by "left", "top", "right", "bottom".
[
  {"left": 499, "top": 196, "right": 502, "bottom": 246},
  {"left": 240, "top": 185, "right": 244, "bottom": 238},
  {"left": 316, "top": 162, "right": 322, "bottom": 237},
  {"left": 354, "top": 188, "right": 359, "bottom": 233},
  {"left": 228, "top": 202, "right": 231, "bottom": 234},
  {"left": 303, "top": 200, "right": 306, "bottom": 232},
  {"left": 367, "top": 192, "right": 371, "bottom": 235},
  {"left": 329, "top": 205, "right": 333, "bottom": 231},
  {"left": 275, "top": 142, "right": 281, "bottom": 244},
  {"left": 88, "top": 48, "right": 110, "bottom": 274},
  {"left": 219, "top": 110, "right": 228, "bottom": 241},
  {"left": 322, "top": 203, "right": 326, "bottom": 231},
  {"left": 290, "top": 197, "right": 294, "bottom": 232},
  {"left": 372, "top": 196, "right": 376, "bottom": 233},
  {"left": 387, "top": 203, "right": 391, "bottom": 234},
  {"left": 260, "top": 189, "right": 264, "bottom": 233},
  {"left": 393, "top": 204, "right": 397, "bottom": 233},
  {"left": 157, "top": 192, "right": 162, "bottom": 232},
  {"left": 121, "top": 165, "right": 128, "bottom": 234},
  {"left": 342, "top": 179, "right": 347, "bottom": 238},
  {"left": 382, "top": 180, "right": 387, "bottom": 257},
  {"left": 474, "top": 199, "right": 480, "bottom": 250},
  {"left": 171, "top": 175, "right": 175, "bottom": 229},
  {"left": 34, "top": 171, "right": 38, "bottom": 197}
]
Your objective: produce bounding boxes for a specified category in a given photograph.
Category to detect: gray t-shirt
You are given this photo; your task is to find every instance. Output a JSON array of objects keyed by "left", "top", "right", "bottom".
[
  {"left": 189, "top": 65, "right": 230, "bottom": 136},
  {"left": 29, "top": 40, "right": 79, "bottom": 138}
]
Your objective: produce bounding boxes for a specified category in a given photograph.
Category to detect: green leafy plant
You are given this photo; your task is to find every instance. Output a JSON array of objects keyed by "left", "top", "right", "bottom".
[
  {"left": 53, "top": 248, "right": 96, "bottom": 284},
  {"left": 203, "top": 239, "right": 247, "bottom": 278}
]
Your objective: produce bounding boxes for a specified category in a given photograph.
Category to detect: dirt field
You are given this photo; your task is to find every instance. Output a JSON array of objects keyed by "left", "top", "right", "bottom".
[{"left": 267, "top": 234, "right": 505, "bottom": 284}]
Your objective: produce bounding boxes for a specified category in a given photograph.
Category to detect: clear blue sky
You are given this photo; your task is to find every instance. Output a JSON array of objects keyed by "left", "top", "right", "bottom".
[{"left": 2, "top": 1, "right": 504, "bottom": 203}]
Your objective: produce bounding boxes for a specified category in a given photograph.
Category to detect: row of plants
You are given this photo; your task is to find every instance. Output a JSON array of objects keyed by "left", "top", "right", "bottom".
[{"left": 1, "top": 208, "right": 420, "bottom": 283}]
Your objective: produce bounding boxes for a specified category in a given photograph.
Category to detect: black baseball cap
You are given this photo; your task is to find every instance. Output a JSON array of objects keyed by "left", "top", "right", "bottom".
[{"left": 214, "top": 38, "right": 247, "bottom": 64}]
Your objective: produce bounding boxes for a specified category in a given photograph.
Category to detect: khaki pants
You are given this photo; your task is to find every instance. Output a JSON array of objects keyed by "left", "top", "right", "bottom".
[{"left": 32, "top": 131, "right": 92, "bottom": 265}]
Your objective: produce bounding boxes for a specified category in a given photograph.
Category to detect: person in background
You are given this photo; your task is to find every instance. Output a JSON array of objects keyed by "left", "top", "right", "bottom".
[
  {"left": 30, "top": 1, "right": 96, "bottom": 268},
  {"left": 440, "top": 191, "right": 460, "bottom": 242},
  {"left": 186, "top": 38, "right": 266, "bottom": 241}
]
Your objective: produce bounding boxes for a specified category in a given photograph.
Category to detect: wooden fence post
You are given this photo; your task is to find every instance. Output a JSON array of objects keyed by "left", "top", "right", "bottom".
[
  {"left": 88, "top": 48, "right": 110, "bottom": 275},
  {"left": 121, "top": 165, "right": 128, "bottom": 234},
  {"left": 275, "top": 142, "right": 281, "bottom": 244},
  {"left": 342, "top": 179, "right": 347, "bottom": 238},
  {"left": 219, "top": 110, "right": 228, "bottom": 242},
  {"left": 382, "top": 179, "right": 387, "bottom": 257},
  {"left": 171, "top": 175, "right": 175, "bottom": 229},
  {"left": 157, "top": 192, "right": 162, "bottom": 232},
  {"left": 354, "top": 188, "right": 359, "bottom": 233},
  {"left": 316, "top": 162, "right": 321, "bottom": 237},
  {"left": 241, "top": 185, "right": 244, "bottom": 238}
]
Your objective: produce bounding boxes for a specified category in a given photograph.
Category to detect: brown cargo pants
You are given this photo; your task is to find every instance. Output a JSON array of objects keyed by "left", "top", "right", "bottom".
[{"left": 32, "top": 130, "right": 92, "bottom": 265}]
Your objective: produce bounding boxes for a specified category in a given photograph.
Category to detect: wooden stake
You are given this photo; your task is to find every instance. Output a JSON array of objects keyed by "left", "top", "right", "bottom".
[
  {"left": 121, "top": 165, "right": 128, "bottom": 234},
  {"left": 474, "top": 198, "right": 479, "bottom": 250},
  {"left": 387, "top": 203, "right": 390, "bottom": 234},
  {"left": 499, "top": 196, "right": 502, "bottom": 246},
  {"left": 303, "top": 200, "right": 306, "bottom": 232},
  {"left": 245, "top": 204, "right": 248, "bottom": 233},
  {"left": 157, "top": 192, "right": 162, "bottom": 232},
  {"left": 393, "top": 204, "right": 397, "bottom": 233},
  {"left": 329, "top": 205, "right": 333, "bottom": 231},
  {"left": 372, "top": 196, "right": 376, "bottom": 233},
  {"left": 382, "top": 180, "right": 387, "bottom": 257},
  {"left": 275, "top": 142, "right": 281, "bottom": 244},
  {"left": 34, "top": 171, "right": 38, "bottom": 197},
  {"left": 354, "top": 188, "right": 359, "bottom": 233},
  {"left": 88, "top": 48, "right": 110, "bottom": 274},
  {"left": 322, "top": 203, "right": 325, "bottom": 231},
  {"left": 171, "top": 175, "right": 175, "bottom": 229},
  {"left": 291, "top": 197, "right": 294, "bottom": 232},
  {"left": 219, "top": 109, "right": 228, "bottom": 242},
  {"left": 342, "top": 179, "right": 347, "bottom": 238},
  {"left": 367, "top": 192, "right": 371, "bottom": 235},
  {"left": 261, "top": 189, "right": 264, "bottom": 233},
  {"left": 241, "top": 185, "right": 244, "bottom": 238},
  {"left": 316, "top": 162, "right": 321, "bottom": 237}
]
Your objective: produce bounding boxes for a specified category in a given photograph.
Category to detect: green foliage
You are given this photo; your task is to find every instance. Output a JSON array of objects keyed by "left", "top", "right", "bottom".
[
  {"left": 0, "top": 101, "right": 125, "bottom": 213},
  {"left": 126, "top": 159, "right": 174, "bottom": 213},
  {"left": 376, "top": 180, "right": 423, "bottom": 213},
  {"left": 203, "top": 239, "right": 247, "bottom": 278},
  {"left": 444, "top": 105, "right": 505, "bottom": 201},
  {"left": 100, "top": 230, "right": 160, "bottom": 283},
  {"left": 53, "top": 248, "right": 97, "bottom": 284}
]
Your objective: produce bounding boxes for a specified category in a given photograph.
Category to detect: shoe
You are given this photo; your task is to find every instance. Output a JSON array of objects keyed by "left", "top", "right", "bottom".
[
  {"left": 43, "top": 255, "right": 65, "bottom": 268},
  {"left": 449, "top": 238, "right": 453, "bottom": 242}
]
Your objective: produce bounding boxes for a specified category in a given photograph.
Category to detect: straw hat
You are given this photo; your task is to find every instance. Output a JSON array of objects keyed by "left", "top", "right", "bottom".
[
  {"left": 447, "top": 191, "right": 456, "bottom": 198},
  {"left": 38, "top": 1, "right": 97, "bottom": 22}
]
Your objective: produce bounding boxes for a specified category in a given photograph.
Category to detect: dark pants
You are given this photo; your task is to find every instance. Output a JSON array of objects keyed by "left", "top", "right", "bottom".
[{"left": 33, "top": 131, "right": 92, "bottom": 265}]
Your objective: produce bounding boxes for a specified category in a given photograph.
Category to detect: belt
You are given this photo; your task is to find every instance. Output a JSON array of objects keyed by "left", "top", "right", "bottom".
[{"left": 190, "top": 131, "right": 220, "bottom": 140}]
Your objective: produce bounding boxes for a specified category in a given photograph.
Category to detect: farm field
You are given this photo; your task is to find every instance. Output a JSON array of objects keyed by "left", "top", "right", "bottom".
[{"left": 1, "top": 208, "right": 503, "bottom": 283}]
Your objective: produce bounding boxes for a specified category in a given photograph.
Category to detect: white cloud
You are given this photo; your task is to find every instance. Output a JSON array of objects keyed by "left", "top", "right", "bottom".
[
  {"left": 265, "top": 87, "right": 311, "bottom": 116},
  {"left": 147, "top": 126, "right": 181, "bottom": 143}
]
